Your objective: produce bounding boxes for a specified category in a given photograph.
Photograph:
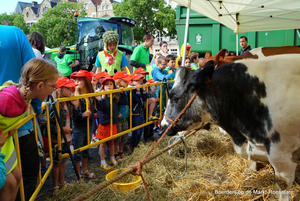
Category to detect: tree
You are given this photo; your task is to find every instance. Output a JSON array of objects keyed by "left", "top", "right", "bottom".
[
  {"left": 113, "top": 0, "right": 177, "bottom": 43},
  {"left": 0, "top": 13, "right": 30, "bottom": 35},
  {"left": 31, "top": 1, "right": 87, "bottom": 48}
]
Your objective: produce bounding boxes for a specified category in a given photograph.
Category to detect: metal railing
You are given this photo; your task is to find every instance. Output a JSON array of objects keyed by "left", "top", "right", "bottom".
[{"left": 12, "top": 80, "right": 174, "bottom": 201}]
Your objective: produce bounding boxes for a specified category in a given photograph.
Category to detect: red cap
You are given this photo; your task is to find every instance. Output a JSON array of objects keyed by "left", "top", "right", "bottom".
[
  {"left": 94, "top": 71, "right": 112, "bottom": 82},
  {"left": 129, "top": 73, "right": 144, "bottom": 81},
  {"left": 70, "top": 71, "right": 77, "bottom": 79},
  {"left": 101, "top": 77, "right": 115, "bottom": 85},
  {"left": 186, "top": 45, "right": 191, "bottom": 50},
  {"left": 56, "top": 77, "right": 77, "bottom": 89},
  {"left": 134, "top": 67, "right": 149, "bottom": 75},
  {"left": 113, "top": 71, "right": 131, "bottom": 83},
  {"left": 90, "top": 72, "right": 96, "bottom": 77},
  {"left": 147, "top": 79, "right": 155, "bottom": 83},
  {"left": 70, "top": 70, "right": 92, "bottom": 81}
]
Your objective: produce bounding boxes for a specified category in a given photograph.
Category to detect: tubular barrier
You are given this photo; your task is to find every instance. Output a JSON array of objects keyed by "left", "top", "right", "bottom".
[{"left": 11, "top": 80, "right": 174, "bottom": 201}]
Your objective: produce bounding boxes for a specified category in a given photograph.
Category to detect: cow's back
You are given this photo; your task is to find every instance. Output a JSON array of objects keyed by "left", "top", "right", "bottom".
[{"left": 234, "top": 54, "right": 300, "bottom": 136}]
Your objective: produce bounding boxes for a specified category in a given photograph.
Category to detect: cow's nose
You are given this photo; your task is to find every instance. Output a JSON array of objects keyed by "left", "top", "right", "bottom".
[{"left": 161, "top": 117, "right": 169, "bottom": 128}]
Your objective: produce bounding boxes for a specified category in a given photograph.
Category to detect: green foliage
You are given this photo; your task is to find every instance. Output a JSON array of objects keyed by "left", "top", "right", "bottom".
[
  {"left": 31, "top": 1, "right": 87, "bottom": 48},
  {"left": 113, "top": 0, "right": 176, "bottom": 43},
  {"left": 0, "top": 13, "right": 30, "bottom": 34}
]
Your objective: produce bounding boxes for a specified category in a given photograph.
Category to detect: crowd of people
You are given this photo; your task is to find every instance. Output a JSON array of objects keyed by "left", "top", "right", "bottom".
[{"left": 0, "top": 23, "right": 252, "bottom": 200}]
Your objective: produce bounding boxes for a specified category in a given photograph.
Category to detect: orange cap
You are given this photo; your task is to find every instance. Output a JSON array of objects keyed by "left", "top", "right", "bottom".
[
  {"left": 129, "top": 73, "right": 144, "bottom": 81},
  {"left": 94, "top": 71, "right": 113, "bottom": 82},
  {"left": 56, "top": 77, "right": 77, "bottom": 90},
  {"left": 134, "top": 67, "right": 149, "bottom": 75},
  {"left": 101, "top": 77, "right": 115, "bottom": 85},
  {"left": 114, "top": 71, "right": 131, "bottom": 83},
  {"left": 70, "top": 70, "right": 92, "bottom": 81}
]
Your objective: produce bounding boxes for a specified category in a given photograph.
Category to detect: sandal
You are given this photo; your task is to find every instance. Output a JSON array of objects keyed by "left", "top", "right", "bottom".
[
  {"left": 53, "top": 186, "right": 60, "bottom": 195},
  {"left": 81, "top": 170, "right": 96, "bottom": 179},
  {"left": 149, "top": 116, "right": 159, "bottom": 121},
  {"left": 110, "top": 159, "right": 118, "bottom": 166},
  {"left": 101, "top": 163, "right": 111, "bottom": 170}
]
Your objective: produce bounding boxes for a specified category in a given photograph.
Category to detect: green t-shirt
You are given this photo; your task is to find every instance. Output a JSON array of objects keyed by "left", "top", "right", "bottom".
[
  {"left": 54, "top": 54, "right": 73, "bottom": 77},
  {"left": 130, "top": 44, "right": 149, "bottom": 71}
]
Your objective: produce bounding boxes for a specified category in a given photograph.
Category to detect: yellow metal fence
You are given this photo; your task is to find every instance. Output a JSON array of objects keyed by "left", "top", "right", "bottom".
[{"left": 12, "top": 81, "right": 173, "bottom": 201}]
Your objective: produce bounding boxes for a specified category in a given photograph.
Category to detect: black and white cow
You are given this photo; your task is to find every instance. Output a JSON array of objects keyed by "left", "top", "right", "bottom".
[{"left": 161, "top": 54, "right": 300, "bottom": 201}]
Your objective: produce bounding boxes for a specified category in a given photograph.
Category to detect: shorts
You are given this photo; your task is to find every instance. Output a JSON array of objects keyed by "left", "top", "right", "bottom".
[
  {"left": 52, "top": 141, "right": 70, "bottom": 163},
  {"left": 96, "top": 124, "right": 117, "bottom": 140},
  {"left": 115, "top": 121, "right": 129, "bottom": 143}
]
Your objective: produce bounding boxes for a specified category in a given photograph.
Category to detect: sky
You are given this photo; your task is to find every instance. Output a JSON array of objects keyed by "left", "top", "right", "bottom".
[
  {"left": 0, "top": 0, "right": 43, "bottom": 14},
  {"left": 0, "top": 0, "right": 123, "bottom": 15}
]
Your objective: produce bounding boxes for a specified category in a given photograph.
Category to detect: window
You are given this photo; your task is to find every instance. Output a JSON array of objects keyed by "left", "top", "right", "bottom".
[
  {"left": 43, "top": 7, "right": 47, "bottom": 14},
  {"left": 84, "top": 3, "right": 88, "bottom": 10},
  {"left": 106, "top": 5, "right": 109, "bottom": 9},
  {"left": 26, "top": 12, "right": 29, "bottom": 17},
  {"left": 102, "top": 6, "right": 105, "bottom": 10}
]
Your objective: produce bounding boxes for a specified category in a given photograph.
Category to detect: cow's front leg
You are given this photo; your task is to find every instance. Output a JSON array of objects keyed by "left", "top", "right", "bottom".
[{"left": 267, "top": 151, "right": 297, "bottom": 201}]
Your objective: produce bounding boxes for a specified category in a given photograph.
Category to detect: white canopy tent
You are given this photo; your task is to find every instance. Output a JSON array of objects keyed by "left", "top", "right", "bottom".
[{"left": 172, "top": 0, "right": 300, "bottom": 59}]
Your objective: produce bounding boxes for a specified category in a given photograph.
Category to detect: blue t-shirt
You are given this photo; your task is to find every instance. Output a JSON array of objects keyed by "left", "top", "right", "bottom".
[
  {"left": 0, "top": 25, "right": 35, "bottom": 85},
  {"left": 151, "top": 67, "right": 172, "bottom": 98},
  {"left": 95, "top": 53, "right": 128, "bottom": 68}
]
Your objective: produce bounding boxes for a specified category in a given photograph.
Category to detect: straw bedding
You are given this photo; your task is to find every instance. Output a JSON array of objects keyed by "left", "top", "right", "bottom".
[{"left": 48, "top": 125, "right": 300, "bottom": 201}]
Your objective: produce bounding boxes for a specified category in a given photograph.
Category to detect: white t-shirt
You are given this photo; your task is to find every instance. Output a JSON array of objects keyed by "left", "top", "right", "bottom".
[{"left": 32, "top": 48, "right": 42, "bottom": 58}]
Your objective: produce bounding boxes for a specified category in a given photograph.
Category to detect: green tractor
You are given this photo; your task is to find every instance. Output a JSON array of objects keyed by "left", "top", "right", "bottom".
[{"left": 44, "top": 16, "right": 136, "bottom": 72}]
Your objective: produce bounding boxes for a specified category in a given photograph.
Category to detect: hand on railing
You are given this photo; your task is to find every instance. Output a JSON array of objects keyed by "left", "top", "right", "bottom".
[
  {"left": 71, "top": 99, "right": 79, "bottom": 109},
  {"left": 82, "top": 110, "right": 91, "bottom": 118}
]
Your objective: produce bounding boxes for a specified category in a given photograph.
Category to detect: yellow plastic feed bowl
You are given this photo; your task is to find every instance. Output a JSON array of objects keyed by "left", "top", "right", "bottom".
[{"left": 105, "top": 168, "right": 142, "bottom": 191}]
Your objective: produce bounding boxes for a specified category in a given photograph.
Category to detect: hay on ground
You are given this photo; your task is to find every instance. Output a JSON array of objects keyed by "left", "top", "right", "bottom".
[{"left": 48, "top": 125, "right": 300, "bottom": 201}]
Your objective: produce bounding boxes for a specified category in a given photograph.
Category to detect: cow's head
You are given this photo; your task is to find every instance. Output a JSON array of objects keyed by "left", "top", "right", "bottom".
[{"left": 162, "top": 60, "right": 215, "bottom": 136}]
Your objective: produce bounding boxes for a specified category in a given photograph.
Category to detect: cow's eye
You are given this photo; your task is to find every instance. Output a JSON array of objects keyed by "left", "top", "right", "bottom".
[{"left": 171, "top": 98, "right": 178, "bottom": 104}]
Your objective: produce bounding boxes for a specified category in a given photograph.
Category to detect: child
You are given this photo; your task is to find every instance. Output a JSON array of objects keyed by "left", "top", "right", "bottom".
[
  {"left": 151, "top": 56, "right": 173, "bottom": 135},
  {"left": 165, "top": 54, "right": 176, "bottom": 88},
  {"left": 50, "top": 77, "right": 79, "bottom": 194},
  {"left": 54, "top": 46, "right": 79, "bottom": 78},
  {"left": 146, "top": 53, "right": 162, "bottom": 80},
  {"left": 128, "top": 73, "right": 148, "bottom": 150},
  {"left": 71, "top": 70, "right": 102, "bottom": 179},
  {"left": 97, "top": 77, "right": 127, "bottom": 170},
  {"left": 113, "top": 72, "right": 131, "bottom": 160},
  {"left": 188, "top": 52, "right": 200, "bottom": 70},
  {"left": 0, "top": 58, "right": 59, "bottom": 201},
  {"left": 178, "top": 57, "right": 192, "bottom": 69},
  {"left": 134, "top": 68, "right": 157, "bottom": 121},
  {"left": 93, "top": 71, "right": 112, "bottom": 92}
]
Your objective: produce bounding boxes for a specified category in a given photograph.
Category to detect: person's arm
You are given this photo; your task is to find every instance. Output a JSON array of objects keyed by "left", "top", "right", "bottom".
[
  {"left": 95, "top": 54, "right": 102, "bottom": 73},
  {"left": 69, "top": 60, "right": 79, "bottom": 67},
  {"left": 152, "top": 68, "right": 173, "bottom": 81},
  {"left": 129, "top": 60, "right": 146, "bottom": 68}
]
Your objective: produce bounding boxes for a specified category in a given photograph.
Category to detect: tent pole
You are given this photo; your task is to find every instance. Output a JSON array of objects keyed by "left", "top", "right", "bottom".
[
  {"left": 236, "top": 33, "right": 239, "bottom": 56},
  {"left": 182, "top": 0, "right": 191, "bottom": 66}
]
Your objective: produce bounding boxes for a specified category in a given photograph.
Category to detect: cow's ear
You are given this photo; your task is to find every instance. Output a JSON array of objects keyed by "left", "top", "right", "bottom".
[{"left": 188, "top": 60, "right": 215, "bottom": 89}]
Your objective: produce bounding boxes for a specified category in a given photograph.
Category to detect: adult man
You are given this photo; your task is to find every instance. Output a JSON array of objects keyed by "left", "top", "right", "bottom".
[
  {"left": 239, "top": 36, "right": 251, "bottom": 55},
  {"left": 129, "top": 34, "right": 154, "bottom": 71},
  {"left": 0, "top": 25, "right": 35, "bottom": 85},
  {"left": 54, "top": 46, "right": 79, "bottom": 78},
  {"left": 95, "top": 31, "right": 128, "bottom": 75}
]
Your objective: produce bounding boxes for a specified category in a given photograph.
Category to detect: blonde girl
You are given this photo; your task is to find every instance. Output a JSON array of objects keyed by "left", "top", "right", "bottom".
[
  {"left": 71, "top": 70, "right": 102, "bottom": 179},
  {"left": 0, "top": 58, "right": 58, "bottom": 201}
]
